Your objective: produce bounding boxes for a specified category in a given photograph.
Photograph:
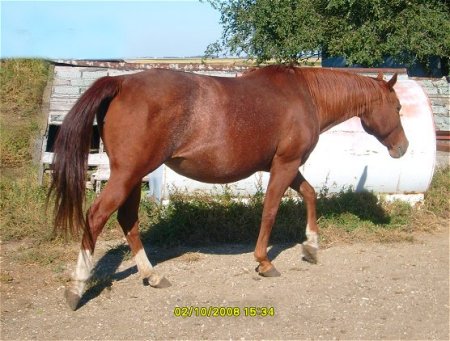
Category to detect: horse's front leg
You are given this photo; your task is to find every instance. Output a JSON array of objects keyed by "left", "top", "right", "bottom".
[
  {"left": 254, "top": 159, "right": 300, "bottom": 277},
  {"left": 290, "top": 171, "right": 319, "bottom": 264}
]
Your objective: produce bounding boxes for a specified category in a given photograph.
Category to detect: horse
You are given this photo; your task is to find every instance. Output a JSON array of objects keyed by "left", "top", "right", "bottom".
[{"left": 49, "top": 65, "right": 408, "bottom": 310}]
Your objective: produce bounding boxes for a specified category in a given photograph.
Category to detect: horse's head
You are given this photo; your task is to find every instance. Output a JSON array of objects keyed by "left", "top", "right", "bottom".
[{"left": 360, "top": 73, "right": 409, "bottom": 158}]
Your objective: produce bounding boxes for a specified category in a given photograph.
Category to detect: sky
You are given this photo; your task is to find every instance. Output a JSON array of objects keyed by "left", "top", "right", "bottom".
[{"left": 0, "top": 0, "right": 222, "bottom": 59}]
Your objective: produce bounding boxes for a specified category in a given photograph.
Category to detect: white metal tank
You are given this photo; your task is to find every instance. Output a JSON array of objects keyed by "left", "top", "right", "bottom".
[{"left": 152, "top": 79, "right": 435, "bottom": 200}]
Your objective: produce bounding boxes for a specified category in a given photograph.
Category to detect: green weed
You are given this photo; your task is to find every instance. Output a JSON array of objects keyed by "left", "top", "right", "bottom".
[
  {"left": 0, "top": 59, "right": 50, "bottom": 168},
  {"left": 140, "top": 187, "right": 417, "bottom": 247},
  {"left": 15, "top": 247, "right": 62, "bottom": 266},
  {"left": 423, "top": 166, "right": 450, "bottom": 219},
  {"left": 0, "top": 168, "right": 54, "bottom": 241},
  {"left": 141, "top": 191, "right": 262, "bottom": 246}
]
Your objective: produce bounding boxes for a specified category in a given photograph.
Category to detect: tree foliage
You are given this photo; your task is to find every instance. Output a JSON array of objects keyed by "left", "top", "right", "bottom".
[
  {"left": 205, "top": 0, "right": 450, "bottom": 67},
  {"left": 205, "top": 0, "right": 323, "bottom": 63}
]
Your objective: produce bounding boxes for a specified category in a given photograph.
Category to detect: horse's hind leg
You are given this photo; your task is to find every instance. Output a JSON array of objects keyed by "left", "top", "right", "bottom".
[
  {"left": 290, "top": 171, "right": 319, "bottom": 264},
  {"left": 65, "top": 174, "right": 136, "bottom": 310},
  {"left": 117, "top": 184, "right": 170, "bottom": 288}
]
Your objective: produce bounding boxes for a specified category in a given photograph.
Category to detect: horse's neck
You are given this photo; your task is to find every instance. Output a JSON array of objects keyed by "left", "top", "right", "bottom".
[
  {"left": 301, "top": 70, "right": 377, "bottom": 133},
  {"left": 317, "top": 103, "right": 358, "bottom": 133}
]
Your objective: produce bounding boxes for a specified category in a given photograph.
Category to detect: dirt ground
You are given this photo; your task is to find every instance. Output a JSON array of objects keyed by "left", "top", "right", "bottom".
[{"left": 1, "top": 224, "right": 449, "bottom": 340}]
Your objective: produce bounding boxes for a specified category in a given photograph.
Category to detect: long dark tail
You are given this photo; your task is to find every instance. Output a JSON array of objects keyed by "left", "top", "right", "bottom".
[{"left": 49, "top": 76, "right": 122, "bottom": 238}]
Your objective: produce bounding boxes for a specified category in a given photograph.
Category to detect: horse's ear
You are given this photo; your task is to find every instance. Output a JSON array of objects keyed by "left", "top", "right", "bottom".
[
  {"left": 387, "top": 73, "right": 398, "bottom": 89},
  {"left": 377, "top": 71, "right": 384, "bottom": 81}
]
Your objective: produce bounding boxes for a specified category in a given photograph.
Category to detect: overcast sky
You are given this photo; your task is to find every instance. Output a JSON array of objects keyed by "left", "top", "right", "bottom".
[{"left": 1, "top": 0, "right": 222, "bottom": 59}]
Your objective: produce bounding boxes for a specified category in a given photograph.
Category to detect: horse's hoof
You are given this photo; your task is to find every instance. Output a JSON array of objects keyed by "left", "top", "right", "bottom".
[
  {"left": 302, "top": 244, "right": 318, "bottom": 264},
  {"left": 147, "top": 274, "right": 171, "bottom": 288},
  {"left": 255, "top": 265, "right": 281, "bottom": 277},
  {"left": 65, "top": 288, "right": 81, "bottom": 311}
]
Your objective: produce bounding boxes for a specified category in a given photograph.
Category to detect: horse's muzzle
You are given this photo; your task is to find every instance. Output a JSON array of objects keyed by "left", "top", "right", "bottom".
[{"left": 388, "top": 139, "right": 409, "bottom": 158}]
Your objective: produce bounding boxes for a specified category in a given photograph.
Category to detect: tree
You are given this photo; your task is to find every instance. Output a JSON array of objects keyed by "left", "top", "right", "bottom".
[
  {"left": 205, "top": 0, "right": 450, "bottom": 70},
  {"left": 205, "top": 0, "right": 323, "bottom": 64},
  {"left": 319, "top": 0, "right": 450, "bottom": 68}
]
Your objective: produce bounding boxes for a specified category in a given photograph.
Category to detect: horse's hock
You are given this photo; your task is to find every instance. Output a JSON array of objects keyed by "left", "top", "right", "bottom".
[{"left": 40, "top": 60, "right": 444, "bottom": 201}]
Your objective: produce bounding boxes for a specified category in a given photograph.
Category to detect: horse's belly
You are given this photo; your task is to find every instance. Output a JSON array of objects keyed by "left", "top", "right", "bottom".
[{"left": 165, "top": 155, "right": 267, "bottom": 184}]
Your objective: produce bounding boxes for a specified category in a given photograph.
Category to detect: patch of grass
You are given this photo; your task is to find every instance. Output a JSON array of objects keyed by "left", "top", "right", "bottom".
[
  {"left": 0, "top": 170, "right": 121, "bottom": 243},
  {"left": 0, "top": 59, "right": 56, "bottom": 242},
  {"left": 0, "top": 168, "right": 54, "bottom": 241},
  {"left": 423, "top": 166, "right": 450, "bottom": 219},
  {"left": 0, "top": 59, "right": 50, "bottom": 168},
  {"left": 408, "top": 166, "right": 450, "bottom": 234},
  {"left": 141, "top": 191, "right": 263, "bottom": 246},
  {"left": 317, "top": 189, "right": 390, "bottom": 224},
  {"left": 140, "top": 186, "right": 418, "bottom": 247},
  {"left": 15, "top": 246, "right": 63, "bottom": 266},
  {"left": 0, "top": 59, "right": 82, "bottom": 269}
]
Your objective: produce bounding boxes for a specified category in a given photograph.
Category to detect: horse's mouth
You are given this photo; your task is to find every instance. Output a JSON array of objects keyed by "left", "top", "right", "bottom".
[{"left": 388, "top": 140, "right": 409, "bottom": 158}]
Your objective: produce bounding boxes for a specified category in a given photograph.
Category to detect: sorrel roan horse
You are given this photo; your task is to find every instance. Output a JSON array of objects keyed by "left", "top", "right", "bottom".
[{"left": 50, "top": 65, "right": 408, "bottom": 310}]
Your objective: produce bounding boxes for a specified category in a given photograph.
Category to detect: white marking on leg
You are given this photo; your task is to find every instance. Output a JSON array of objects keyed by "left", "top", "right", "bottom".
[
  {"left": 304, "top": 224, "right": 319, "bottom": 249},
  {"left": 134, "top": 248, "right": 153, "bottom": 278},
  {"left": 134, "top": 248, "right": 169, "bottom": 287},
  {"left": 71, "top": 249, "right": 93, "bottom": 296}
]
